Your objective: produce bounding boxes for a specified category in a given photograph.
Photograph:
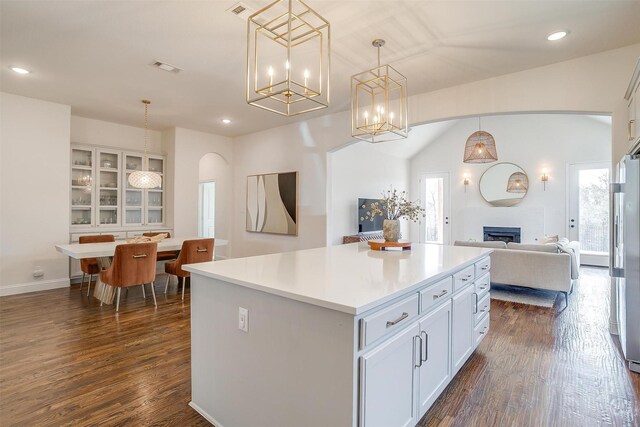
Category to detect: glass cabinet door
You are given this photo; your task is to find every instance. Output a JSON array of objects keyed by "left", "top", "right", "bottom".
[
  {"left": 123, "top": 153, "right": 144, "bottom": 225},
  {"left": 145, "top": 155, "right": 164, "bottom": 225},
  {"left": 97, "top": 150, "right": 120, "bottom": 226},
  {"left": 71, "top": 147, "right": 94, "bottom": 227}
]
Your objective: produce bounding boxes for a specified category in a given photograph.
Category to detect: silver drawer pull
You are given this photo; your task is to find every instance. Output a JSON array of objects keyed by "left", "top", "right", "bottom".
[
  {"left": 481, "top": 266, "right": 489, "bottom": 270},
  {"left": 479, "top": 286, "right": 487, "bottom": 291},
  {"left": 196, "top": 248, "right": 208, "bottom": 253},
  {"left": 433, "top": 290, "right": 448, "bottom": 300},
  {"left": 386, "top": 312, "right": 409, "bottom": 328},
  {"left": 132, "top": 254, "right": 147, "bottom": 258},
  {"left": 479, "top": 326, "right": 489, "bottom": 335}
]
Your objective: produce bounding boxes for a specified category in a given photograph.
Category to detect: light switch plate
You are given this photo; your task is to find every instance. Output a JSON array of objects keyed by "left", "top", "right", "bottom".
[{"left": 238, "top": 307, "right": 249, "bottom": 332}]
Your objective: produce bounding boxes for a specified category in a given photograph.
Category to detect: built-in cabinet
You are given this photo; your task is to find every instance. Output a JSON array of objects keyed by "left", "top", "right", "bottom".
[
  {"left": 359, "top": 257, "right": 491, "bottom": 427},
  {"left": 71, "top": 145, "right": 165, "bottom": 228}
]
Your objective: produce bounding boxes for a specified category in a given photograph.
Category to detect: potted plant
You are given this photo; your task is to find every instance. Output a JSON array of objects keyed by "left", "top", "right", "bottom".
[{"left": 364, "top": 188, "right": 425, "bottom": 242}]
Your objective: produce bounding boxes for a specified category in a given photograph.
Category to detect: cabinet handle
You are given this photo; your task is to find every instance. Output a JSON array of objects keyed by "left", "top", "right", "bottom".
[
  {"left": 629, "top": 120, "right": 636, "bottom": 141},
  {"left": 433, "top": 290, "right": 448, "bottom": 300},
  {"left": 481, "top": 266, "right": 489, "bottom": 270},
  {"left": 421, "top": 331, "right": 428, "bottom": 362},
  {"left": 479, "top": 286, "right": 487, "bottom": 291},
  {"left": 479, "top": 326, "right": 489, "bottom": 335},
  {"left": 473, "top": 293, "right": 478, "bottom": 314},
  {"left": 414, "top": 335, "right": 423, "bottom": 367},
  {"left": 386, "top": 312, "right": 409, "bottom": 328}
]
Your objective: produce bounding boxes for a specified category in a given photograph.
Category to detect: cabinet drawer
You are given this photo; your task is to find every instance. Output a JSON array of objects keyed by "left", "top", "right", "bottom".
[
  {"left": 474, "top": 257, "right": 491, "bottom": 277},
  {"left": 453, "top": 265, "right": 474, "bottom": 291},
  {"left": 420, "top": 277, "right": 453, "bottom": 313},
  {"left": 360, "top": 294, "right": 419, "bottom": 348},
  {"left": 474, "top": 292, "right": 491, "bottom": 325},
  {"left": 475, "top": 274, "right": 490, "bottom": 299},
  {"left": 474, "top": 313, "right": 490, "bottom": 346}
]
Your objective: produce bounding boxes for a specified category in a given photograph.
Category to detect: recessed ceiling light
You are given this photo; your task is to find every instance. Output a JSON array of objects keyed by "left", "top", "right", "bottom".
[
  {"left": 222, "top": 119, "right": 231, "bottom": 124},
  {"left": 547, "top": 31, "right": 568, "bottom": 41},
  {"left": 9, "top": 66, "right": 30, "bottom": 74}
]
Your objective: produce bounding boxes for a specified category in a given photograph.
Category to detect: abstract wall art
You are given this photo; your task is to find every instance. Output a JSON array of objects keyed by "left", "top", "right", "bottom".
[{"left": 246, "top": 171, "right": 298, "bottom": 235}]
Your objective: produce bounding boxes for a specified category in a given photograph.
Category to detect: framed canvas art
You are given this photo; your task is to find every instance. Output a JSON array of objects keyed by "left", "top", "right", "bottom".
[{"left": 246, "top": 171, "right": 298, "bottom": 235}]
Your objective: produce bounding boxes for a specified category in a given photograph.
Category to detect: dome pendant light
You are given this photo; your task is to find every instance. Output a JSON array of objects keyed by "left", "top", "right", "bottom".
[
  {"left": 463, "top": 117, "right": 498, "bottom": 163},
  {"left": 506, "top": 172, "right": 529, "bottom": 193},
  {"left": 128, "top": 100, "right": 162, "bottom": 189}
]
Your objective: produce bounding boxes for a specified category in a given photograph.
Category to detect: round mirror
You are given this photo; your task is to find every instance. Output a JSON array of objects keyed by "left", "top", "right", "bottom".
[{"left": 479, "top": 162, "right": 529, "bottom": 207}]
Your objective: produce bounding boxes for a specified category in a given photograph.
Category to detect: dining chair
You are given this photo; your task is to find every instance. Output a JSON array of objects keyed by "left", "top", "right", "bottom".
[
  {"left": 79, "top": 234, "right": 115, "bottom": 297},
  {"left": 142, "top": 232, "right": 178, "bottom": 261},
  {"left": 99, "top": 242, "right": 158, "bottom": 312},
  {"left": 164, "top": 238, "right": 214, "bottom": 301}
]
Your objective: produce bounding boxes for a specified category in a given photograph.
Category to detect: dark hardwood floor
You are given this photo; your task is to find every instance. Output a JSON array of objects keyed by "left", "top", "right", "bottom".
[{"left": 1, "top": 268, "right": 638, "bottom": 426}]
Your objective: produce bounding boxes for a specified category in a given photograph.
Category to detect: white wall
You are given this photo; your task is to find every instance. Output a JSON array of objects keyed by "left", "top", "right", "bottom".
[
  {"left": 327, "top": 142, "right": 409, "bottom": 245},
  {"left": 170, "top": 127, "right": 233, "bottom": 259},
  {"left": 0, "top": 93, "right": 71, "bottom": 295},
  {"left": 230, "top": 44, "right": 639, "bottom": 258},
  {"left": 409, "top": 114, "right": 611, "bottom": 243},
  {"left": 71, "top": 116, "right": 163, "bottom": 154}
]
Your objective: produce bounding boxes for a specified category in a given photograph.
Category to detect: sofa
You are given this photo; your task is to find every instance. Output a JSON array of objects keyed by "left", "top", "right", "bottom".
[{"left": 454, "top": 240, "right": 580, "bottom": 297}]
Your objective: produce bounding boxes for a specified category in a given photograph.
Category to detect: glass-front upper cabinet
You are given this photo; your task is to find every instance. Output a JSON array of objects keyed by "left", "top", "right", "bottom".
[
  {"left": 146, "top": 155, "right": 164, "bottom": 225},
  {"left": 97, "top": 150, "right": 120, "bottom": 226},
  {"left": 71, "top": 147, "right": 94, "bottom": 227},
  {"left": 124, "top": 153, "right": 144, "bottom": 225}
]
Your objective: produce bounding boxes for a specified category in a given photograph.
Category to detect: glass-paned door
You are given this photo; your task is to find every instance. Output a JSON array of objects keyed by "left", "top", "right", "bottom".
[
  {"left": 124, "top": 153, "right": 144, "bottom": 225},
  {"left": 71, "top": 147, "right": 94, "bottom": 227},
  {"left": 421, "top": 173, "right": 450, "bottom": 245},
  {"left": 198, "top": 181, "right": 216, "bottom": 238},
  {"left": 146, "top": 155, "right": 164, "bottom": 225},
  {"left": 97, "top": 150, "right": 120, "bottom": 225},
  {"left": 568, "top": 162, "right": 610, "bottom": 267}
]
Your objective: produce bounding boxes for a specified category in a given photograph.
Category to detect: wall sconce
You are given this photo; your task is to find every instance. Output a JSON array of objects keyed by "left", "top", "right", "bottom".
[
  {"left": 541, "top": 168, "right": 549, "bottom": 191},
  {"left": 463, "top": 173, "right": 470, "bottom": 192}
]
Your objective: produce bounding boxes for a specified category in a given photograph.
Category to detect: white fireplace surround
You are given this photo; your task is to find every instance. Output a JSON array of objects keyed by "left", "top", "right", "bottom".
[{"left": 463, "top": 207, "right": 545, "bottom": 244}]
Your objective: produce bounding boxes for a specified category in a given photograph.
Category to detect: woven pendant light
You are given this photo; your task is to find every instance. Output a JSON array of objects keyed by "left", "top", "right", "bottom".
[
  {"left": 463, "top": 117, "right": 498, "bottom": 163},
  {"left": 506, "top": 172, "right": 528, "bottom": 193},
  {"left": 128, "top": 100, "right": 162, "bottom": 189}
]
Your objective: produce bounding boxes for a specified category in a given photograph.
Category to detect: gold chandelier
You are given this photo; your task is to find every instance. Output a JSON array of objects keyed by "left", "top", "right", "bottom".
[
  {"left": 351, "top": 39, "right": 408, "bottom": 143},
  {"left": 128, "top": 100, "right": 162, "bottom": 189},
  {"left": 246, "top": 0, "right": 330, "bottom": 116},
  {"left": 463, "top": 117, "right": 498, "bottom": 163}
]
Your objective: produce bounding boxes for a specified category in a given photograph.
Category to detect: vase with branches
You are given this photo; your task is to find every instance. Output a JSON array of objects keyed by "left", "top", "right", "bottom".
[{"left": 363, "top": 188, "right": 425, "bottom": 242}]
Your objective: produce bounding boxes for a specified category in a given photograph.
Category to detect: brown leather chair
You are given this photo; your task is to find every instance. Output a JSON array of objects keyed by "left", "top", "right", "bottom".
[
  {"left": 99, "top": 242, "right": 158, "bottom": 312},
  {"left": 142, "top": 232, "right": 178, "bottom": 261},
  {"left": 164, "top": 238, "right": 214, "bottom": 301},
  {"left": 79, "top": 234, "right": 115, "bottom": 297}
]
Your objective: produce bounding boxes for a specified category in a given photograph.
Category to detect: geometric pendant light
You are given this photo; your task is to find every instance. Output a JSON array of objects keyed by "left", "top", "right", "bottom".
[
  {"left": 506, "top": 171, "right": 529, "bottom": 193},
  {"left": 351, "top": 39, "right": 408, "bottom": 143},
  {"left": 246, "top": 0, "right": 330, "bottom": 117},
  {"left": 128, "top": 100, "right": 162, "bottom": 189},
  {"left": 463, "top": 117, "right": 498, "bottom": 163}
]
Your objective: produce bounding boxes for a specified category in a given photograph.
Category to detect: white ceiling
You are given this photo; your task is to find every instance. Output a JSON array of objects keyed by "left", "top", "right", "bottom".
[{"left": 2, "top": 1, "right": 639, "bottom": 137}]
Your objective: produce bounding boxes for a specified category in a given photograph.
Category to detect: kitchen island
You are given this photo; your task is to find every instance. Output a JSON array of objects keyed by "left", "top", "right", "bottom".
[{"left": 184, "top": 243, "right": 492, "bottom": 427}]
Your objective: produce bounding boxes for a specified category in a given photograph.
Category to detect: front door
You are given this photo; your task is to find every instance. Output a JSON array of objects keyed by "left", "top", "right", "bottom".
[
  {"left": 568, "top": 162, "right": 611, "bottom": 267},
  {"left": 420, "top": 173, "right": 450, "bottom": 245}
]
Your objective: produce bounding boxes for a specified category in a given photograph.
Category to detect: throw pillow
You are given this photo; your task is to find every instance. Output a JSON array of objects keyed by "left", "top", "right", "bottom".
[{"left": 539, "top": 234, "right": 559, "bottom": 244}]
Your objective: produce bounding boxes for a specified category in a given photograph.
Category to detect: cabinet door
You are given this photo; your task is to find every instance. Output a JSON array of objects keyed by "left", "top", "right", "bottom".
[
  {"left": 97, "top": 149, "right": 120, "bottom": 226},
  {"left": 417, "top": 301, "right": 451, "bottom": 418},
  {"left": 634, "top": 81, "right": 640, "bottom": 141},
  {"left": 70, "top": 147, "right": 95, "bottom": 227},
  {"left": 145, "top": 155, "right": 164, "bottom": 225},
  {"left": 451, "top": 284, "right": 475, "bottom": 375},
  {"left": 360, "top": 322, "right": 419, "bottom": 427}
]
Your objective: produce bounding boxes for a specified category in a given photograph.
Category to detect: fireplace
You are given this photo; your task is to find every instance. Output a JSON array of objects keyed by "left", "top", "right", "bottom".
[{"left": 483, "top": 226, "right": 521, "bottom": 243}]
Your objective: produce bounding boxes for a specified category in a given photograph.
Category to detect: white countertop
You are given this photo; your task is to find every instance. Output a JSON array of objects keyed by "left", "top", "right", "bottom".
[{"left": 183, "top": 243, "right": 492, "bottom": 315}]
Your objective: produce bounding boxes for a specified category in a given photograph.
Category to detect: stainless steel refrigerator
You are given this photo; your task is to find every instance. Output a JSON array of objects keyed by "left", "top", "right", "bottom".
[{"left": 611, "top": 154, "right": 640, "bottom": 374}]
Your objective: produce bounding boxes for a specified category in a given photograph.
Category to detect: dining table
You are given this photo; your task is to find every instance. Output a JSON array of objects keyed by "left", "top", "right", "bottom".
[{"left": 56, "top": 237, "right": 227, "bottom": 304}]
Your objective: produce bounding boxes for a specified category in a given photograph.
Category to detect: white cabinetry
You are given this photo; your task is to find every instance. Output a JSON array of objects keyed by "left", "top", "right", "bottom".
[
  {"left": 417, "top": 300, "right": 451, "bottom": 418},
  {"left": 451, "top": 282, "right": 475, "bottom": 375},
  {"left": 626, "top": 59, "right": 640, "bottom": 153},
  {"left": 123, "top": 152, "right": 165, "bottom": 226},
  {"left": 360, "top": 323, "right": 419, "bottom": 427}
]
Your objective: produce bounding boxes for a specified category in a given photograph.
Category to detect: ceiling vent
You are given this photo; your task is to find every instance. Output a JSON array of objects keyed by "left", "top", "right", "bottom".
[
  {"left": 151, "top": 60, "right": 183, "bottom": 74},
  {"left": 227, "top": 2, "right": 254, "bottom": 20}
]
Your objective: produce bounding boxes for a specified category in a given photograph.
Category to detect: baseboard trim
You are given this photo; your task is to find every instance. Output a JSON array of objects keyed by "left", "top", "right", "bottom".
[
  {"left": 189, "top": 401, "right": 223, "bottom": 427},
  {"left": 0, "top": 278, "right": 70, "bottom": 297}
]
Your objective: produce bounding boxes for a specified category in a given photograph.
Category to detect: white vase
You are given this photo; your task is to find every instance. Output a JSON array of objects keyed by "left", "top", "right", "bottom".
[{"left": 383, "top": 219, "right": 401, "bottom": 242}]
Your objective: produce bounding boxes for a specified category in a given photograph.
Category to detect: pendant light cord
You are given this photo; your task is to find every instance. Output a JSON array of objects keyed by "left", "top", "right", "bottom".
[{"left": 142, "top": 100, "right": 150, "bottom": 156}]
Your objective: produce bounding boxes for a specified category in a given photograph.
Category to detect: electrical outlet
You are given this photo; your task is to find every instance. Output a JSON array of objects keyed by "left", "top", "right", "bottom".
[{"left": 238, "top": 307, "right": 249, "bottom": 332}]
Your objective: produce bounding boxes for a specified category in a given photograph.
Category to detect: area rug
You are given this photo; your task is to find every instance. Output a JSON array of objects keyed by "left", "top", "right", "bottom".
[{"left": 490, "top": 284, "right": 558, "bottom": 308}]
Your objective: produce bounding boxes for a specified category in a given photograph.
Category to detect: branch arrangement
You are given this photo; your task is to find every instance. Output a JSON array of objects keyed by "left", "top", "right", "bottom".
[{"left": 363, "top": 188, "right": 425, "bottom": 222}]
